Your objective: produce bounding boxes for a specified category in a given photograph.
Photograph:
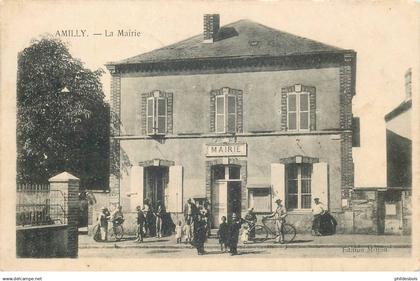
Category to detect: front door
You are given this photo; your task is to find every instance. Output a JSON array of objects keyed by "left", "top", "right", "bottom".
[
  {"left": 228, "top": 181, "right": 242, "bottom": 221},
  {"left": 211, "top": 181, "right": 227, "bottom": 228},
  {"left": 211, "top": 164, "right": 242, "bottom": 227},
  {"left": 145, "top": 166, "right": 169, "bottom": 208}
]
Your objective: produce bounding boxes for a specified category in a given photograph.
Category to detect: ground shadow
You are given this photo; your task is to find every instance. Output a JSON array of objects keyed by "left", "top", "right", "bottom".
[
  {"left": 139, "top": 239, "right": 170, "bottom": 243},
  {"left": 286, "top": 239, "right": 313, "bottom": 244},
  {"left": 146, "top": 249, "right": 182, "bottom": 254}
]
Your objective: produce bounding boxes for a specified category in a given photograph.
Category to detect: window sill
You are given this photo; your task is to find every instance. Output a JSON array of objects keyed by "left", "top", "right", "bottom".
[{"left": 286, "top": 209, "right": 312, "bottom": 214}]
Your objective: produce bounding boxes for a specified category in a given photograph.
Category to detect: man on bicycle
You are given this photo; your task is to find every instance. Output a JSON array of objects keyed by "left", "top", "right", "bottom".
[{"left": 263, "top": 199, "right": 287, "bottom": 244}]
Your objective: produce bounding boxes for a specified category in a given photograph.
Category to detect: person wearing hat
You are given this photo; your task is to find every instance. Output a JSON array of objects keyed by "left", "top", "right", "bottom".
[
  {"left": 192, "top": 214, "right": 207, "bottom": 255},
  {"left": 184, "top": 198, "right": 199, "bottom": 239},
  {"left": 99, "top": 207, "right": 110, "bottom": 242},
  {"left": 227, "top": 213, "right": 243, "bottom": 255},
  {"left": 312, "top": 198, "right": 325, "bottom": 236},
  {"left": 244, "top": 208, "right": 257, "bottom": 241},
  {"left": 135, "top": 205, "right": 145, "bottom": 242},
  {"left": 264, "top": 199, "right": 287, "bottom": 243}
]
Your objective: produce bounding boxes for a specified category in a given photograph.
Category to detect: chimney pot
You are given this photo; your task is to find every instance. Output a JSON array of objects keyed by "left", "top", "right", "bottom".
[{"left": 203, "top": 14, "right": 220, "bottom": 43}]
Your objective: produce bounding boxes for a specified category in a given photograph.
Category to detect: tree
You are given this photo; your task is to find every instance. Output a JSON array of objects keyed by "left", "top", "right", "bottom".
[{"left": 17, "top": 36, "right": 110, "bottom": 189}]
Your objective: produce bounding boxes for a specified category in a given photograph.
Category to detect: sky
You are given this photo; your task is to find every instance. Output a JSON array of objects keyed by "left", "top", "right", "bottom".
[{"left": 1, "top": 0, "right": 418, "bottom": 188}]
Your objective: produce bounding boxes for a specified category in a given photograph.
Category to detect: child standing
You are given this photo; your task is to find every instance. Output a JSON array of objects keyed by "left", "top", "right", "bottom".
[
  {"left": 217, "top": 216, "right": 228, "bottom": 252},
  {"left": 240, "top": 224, "right": 249, "bottom": 244},
  {"left": 183, "top": 220, "right": 192, "bottom": 243},
  {"left": 175, "top": 221, "right": 183, "bottom": 244}
]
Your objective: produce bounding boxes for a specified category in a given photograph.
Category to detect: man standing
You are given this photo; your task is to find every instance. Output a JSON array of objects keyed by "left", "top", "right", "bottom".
[
  {"left": 192, "top": 215, "right": 207, "bottom": 255},
  {"left": 99, "top": 207, "right": 110, "bottom": 242},
  {"left": 184, "top": 198, "right": 199, "bottom": 239},
  {"left": 228, "top": 213, "right": 242, "bottom": 255},
  {"left": 312, "top": 198, "right": 325, "bottom": 236},
  {"left": 135, "top": 205, "right": 145, "bottom": 242},
  {"left": 201, "top": 201, "right": 212, "bottom": 237},
  {"left": 264, "top": 199, "right": 287, "bottom": 243}
]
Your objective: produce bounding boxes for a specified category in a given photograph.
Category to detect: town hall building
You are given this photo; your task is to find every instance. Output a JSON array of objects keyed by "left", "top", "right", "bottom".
[{"left": 106, "top": 14, "right": 357, "bottom": 232}]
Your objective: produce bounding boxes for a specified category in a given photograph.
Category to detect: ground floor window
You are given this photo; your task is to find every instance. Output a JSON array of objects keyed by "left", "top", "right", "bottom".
[
  {"left": 248, "top": 187, "right": 271, "bottom": 212},
  {"left": 286, "top": 163, "right": 312, "bottom": 210}
]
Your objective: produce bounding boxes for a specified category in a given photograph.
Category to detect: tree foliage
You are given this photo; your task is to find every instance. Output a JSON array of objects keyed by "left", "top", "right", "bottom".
[{"left": 17, "top": 37, "right": 110, "bottom": 189}]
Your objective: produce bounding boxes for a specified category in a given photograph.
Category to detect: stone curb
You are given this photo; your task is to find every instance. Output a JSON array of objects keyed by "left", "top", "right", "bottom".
[{"left": 79, "top": 243, "right": 411, "bottom": 250}]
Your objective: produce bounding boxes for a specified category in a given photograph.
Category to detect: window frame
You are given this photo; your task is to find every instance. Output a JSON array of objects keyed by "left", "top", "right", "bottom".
[
  {"left": 215, "top": 92, "right": 237, "bottom": 133},
  {"left": 287, "top": 91, "right": 310, "bottom": 132},
  {"left": 286, "top": 163, "right": 312, "bottom": 210},
  {"left": 146, "top": 96, "right": 168, "bottom": 135},
  {"left": 248, "top": 187, "right": 272, "bottom": 213}
]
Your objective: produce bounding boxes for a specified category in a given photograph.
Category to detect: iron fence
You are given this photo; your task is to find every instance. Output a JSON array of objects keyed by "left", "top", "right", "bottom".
[{"left": 16, "top": 183, "right": 67, "bottom": 227}]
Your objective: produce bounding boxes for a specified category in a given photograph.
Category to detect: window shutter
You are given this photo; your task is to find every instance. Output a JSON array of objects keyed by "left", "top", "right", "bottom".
[
  {"left": 308, "top": 87, "right": 316, "bottom": 131},
  {"left": 141, "top": 93, "right": 149, "bottom": 135},
  {"left": 227, "top": 95, "right": 236, "bottom": 133},
  {"left": 129, "top": 166, "right": 144, "bottom": 211},
  {"left": 146, "top": 97, "right": 155, "bottom": 135},
  {"left": 167, "top": 165, "right": 183, "bottom": 213},
  {"left": 166, "top": 92, "right": 173, "bottom": 134},
  {"left": 156, "top": 97, "right": 167, "bottom": 134},
  {"left": 271, "top": 163, "right": 285, "bottom": 212},
  {"left": 232, "top": 89, "right": 243, "bottom": 133},
  {"left": 280, "top": 88, "right": 288, "bottom": 131},
  {"left": 312, "top": 162, "right": 329, "bottom": 209},
  {"left": 209, "top": 90, "right": 217, "bottom": 132}
]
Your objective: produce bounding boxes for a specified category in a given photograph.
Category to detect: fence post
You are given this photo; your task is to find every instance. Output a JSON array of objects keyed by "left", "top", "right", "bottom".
[{"left": 49, "top": 172, "right": 79, "bottom": 258}]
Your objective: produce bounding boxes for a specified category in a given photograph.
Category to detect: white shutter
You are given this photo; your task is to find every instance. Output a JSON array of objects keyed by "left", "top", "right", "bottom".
[
  {"left": 129, "top": 166, "right": 144, "bottom": 211},
  {"left": 271, "top": 163, "right": 285, "bottom": 212},
  {"left": 312, "top": 162, "right": 329, "bottom": 209},
  {"left": 167, "top": 165, "right": 183, "bottom": 213}
]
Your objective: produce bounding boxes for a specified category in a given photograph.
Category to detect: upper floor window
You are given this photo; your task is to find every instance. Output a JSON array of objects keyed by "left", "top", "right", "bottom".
[
  {"left": 141, "top": 90, "right": 173, "bottom": 135},
  {"left": 147, "top": 96, "right": 167, "bottom": 135},
  {"left": 287, "top": 91, "right": 309, "bottom": 131},
  {"left": 210, "top": 87, "right": 243, "bottom": 133},
  {"left": 281, "top": 84, "right": 316, "bottom": 132}
]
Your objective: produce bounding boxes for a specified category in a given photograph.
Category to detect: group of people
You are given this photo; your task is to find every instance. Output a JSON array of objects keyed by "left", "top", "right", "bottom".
[
  {"left": 97, "top": 205, "right": 124, "bottom": 241},
  {"left": 135, "top": 200, "right": 174, "bottom": 242},
  {"left": 96, "top": 197, "right": 336, "bottom": 252}
]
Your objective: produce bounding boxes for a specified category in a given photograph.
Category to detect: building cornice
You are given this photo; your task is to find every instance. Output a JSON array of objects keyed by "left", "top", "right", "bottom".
[
  {"left": 112, "top": 130, "right": 352, "bottom": 140},
  {"left": 106, "top": 51, "right": 355, "bottom": 77}
]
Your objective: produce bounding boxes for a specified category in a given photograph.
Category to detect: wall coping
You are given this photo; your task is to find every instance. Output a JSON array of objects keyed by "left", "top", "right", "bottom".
[
  {"left": 16, "top": 224, "right": 68, "bottom": 231},
  {"left": 49, "top": 172, "right": 79, "bottom": 183}
]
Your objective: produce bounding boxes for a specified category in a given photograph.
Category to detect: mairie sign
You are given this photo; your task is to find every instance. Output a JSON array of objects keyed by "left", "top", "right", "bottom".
[{"left": 206, "top": 143, "right": 247, "bottom": 157}]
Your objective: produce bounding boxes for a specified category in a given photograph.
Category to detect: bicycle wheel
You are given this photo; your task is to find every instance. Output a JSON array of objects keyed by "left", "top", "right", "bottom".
[
  {"left": 282, "top": 223, "right": 296, "bottom": 243},
  {"left": 253, "top": 224, "right": 269, "bottom": 242},
  {"left": 114, "top": 225, "right": 124, "bottom": 241},
  {"left": 92, "top": 225, "right": 101, "bottom": 242}
]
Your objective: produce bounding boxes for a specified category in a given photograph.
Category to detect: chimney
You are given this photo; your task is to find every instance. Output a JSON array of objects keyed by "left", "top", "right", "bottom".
[
  {"left": 203, "top": 14, "right": 220, "bottom": 43},
  {"left": 405, "top": 68, "right": 412, "bottom": 100}
]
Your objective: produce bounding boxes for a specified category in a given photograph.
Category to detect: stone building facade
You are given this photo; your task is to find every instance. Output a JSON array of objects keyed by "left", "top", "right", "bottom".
[{"left": 106, "top": 14, "right": 357, "bottom": 233}]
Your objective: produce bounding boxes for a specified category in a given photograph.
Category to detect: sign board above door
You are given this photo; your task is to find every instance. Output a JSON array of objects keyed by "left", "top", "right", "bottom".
[{"left": 206, "top": 143, "right": 247, "bottom": 157}]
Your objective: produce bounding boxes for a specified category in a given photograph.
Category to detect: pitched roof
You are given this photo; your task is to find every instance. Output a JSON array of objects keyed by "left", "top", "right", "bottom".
[{"left": 110, "top": 19, "right": 345, "bottom": 65}]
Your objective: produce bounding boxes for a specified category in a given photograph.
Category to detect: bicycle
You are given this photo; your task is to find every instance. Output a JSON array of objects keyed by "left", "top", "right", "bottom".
[
  {"left": 248, "top": 217, "right": 296, "bottom": 243},
  {"left": 92, "top": 218, "right": 124, "bottom": 242}
]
